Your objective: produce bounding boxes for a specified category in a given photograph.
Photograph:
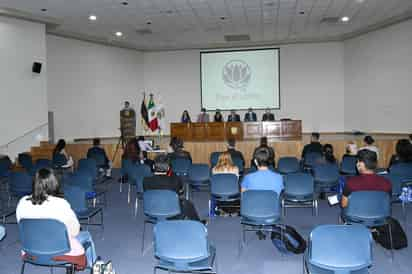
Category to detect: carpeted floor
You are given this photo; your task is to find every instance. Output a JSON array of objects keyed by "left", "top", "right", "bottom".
[{"left": 1, "top": 170, "right": 411, "bottom": 274}]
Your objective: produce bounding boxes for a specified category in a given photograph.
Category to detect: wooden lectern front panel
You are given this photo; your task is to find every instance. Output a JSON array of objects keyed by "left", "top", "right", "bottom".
[
  {"left": 281, "top": 120, "right": 302, "bottom": 138},
  {"left": 170, "top": 123, "right": 190, "bottom": 141},
  {"left": 243, "top": 122, "right": 262, "bottom": 139},
  {"left": 262, "top": 122, "right": 281, "bottom": 138},
  {"left": 226, "top": 122, "right": 243, "bottom": 140},
  {"left": 190, "top": 123, "right": 207, "bottom": 141},
  {"left": 207, "top": 122, "right": 226, "bottom": 141}
]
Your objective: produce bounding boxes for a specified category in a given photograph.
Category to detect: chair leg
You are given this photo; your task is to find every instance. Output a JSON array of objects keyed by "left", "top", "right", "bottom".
[
  {"left": 20, "top": 262, "right": 25, "bottom": 274},
  {"left": 387, "top": 222, "right": 394, "bottom": 262},
  {"left": 281, "top": 199, "right": 285, "bottom": 217},
  {"left": 128, "top": 184, "right": 131, "bottom": 204},
  {"left": 135, "top": 197, "right": 138, "bottom": 217},
  {"left": 141, "top": 221, "right": 146, "bottom": 254},
  {"left": 101, "top": 210, "right": 104, "bottom": 232}
]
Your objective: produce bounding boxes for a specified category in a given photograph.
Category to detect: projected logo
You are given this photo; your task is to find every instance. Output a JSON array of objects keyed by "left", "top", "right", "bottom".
[{"left": 222, "top": 60, "right": 251, "bottom": 89}]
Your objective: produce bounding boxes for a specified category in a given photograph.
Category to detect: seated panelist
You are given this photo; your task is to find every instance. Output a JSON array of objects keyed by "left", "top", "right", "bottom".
[
  {"left": 244, "top": 108, "right": 257, "bottom": 122},
  {"left": 214, "top": 109, "right": 224, "bottom": 122},
  {"left": 262, "top": 108, "right": 275, "bottom": 121},
  {"left": 227, "top": 110, "right": 241, "bottom": 122},
  {"left": 197, "top": 108, "right": 210, "bottom": 123},
  {"left": 181, "top": 110, "right": 191, "bottom": 123}
]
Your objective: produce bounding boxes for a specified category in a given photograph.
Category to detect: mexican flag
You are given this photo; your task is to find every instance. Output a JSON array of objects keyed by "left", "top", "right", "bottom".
[{"left": 147, "top": 95, "right": 159, "bottom": 131}]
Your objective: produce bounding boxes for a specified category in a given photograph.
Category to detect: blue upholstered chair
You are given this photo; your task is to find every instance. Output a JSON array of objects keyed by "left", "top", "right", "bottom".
[
  {"left": 389, "top": 162, "right": 412, "bottom": 180},
  {"left": 305, "top": 224, "right": 372, "bottom": 274},
  {"left": 0, "top": 156, "right": 12, "bottom": 181},
  {"left": 282, "top": 173, "right": 317, "bottom": 216},
  {"left": 64, "top": 184, "right": 104, "bottom": 231},
  {"left": 120, "top": 158, "right": 133, "bottom": 192},
  {"left": 171, "top": 158, "right": 192, "bottom": 177},
  {"left": 313, "top": 163, "right": 339, "bottom": 193},
  {"left": 153, "top": 220, "right": 216, "bottom": 274},
  {"left": 8, "top": 172, "right": 32, "bottom": 205},
  {"left": 66, "top": 171, "right": 107, "bottom": 207},
  {"left": 240, "top": 190, "right": 281, "bottom": 254},
  {"left": 188, "top": 164, "right": 211, "bottom": 200},
  {"left": 277, "top": 157, "right": 300, "bottom": 174},
  {"left": 30, "top": 159, "right": 52, "bottom": 176},
  {"left": 210, "top": 174, "right": 239, "bottom": 218},
  {"left": 52, "top": 153, "right": 68, "bottom": 169},
  {"left": 210, "top": 152, "right": 221, "bottom": 168},
  {"left": 303, "top": 152, "right": 322, "bottom": 169},
  {"left": 342, "top": 191, "right": 393, "bottom": 259},
  {"left": 129, "top": 164, "right": 153, "bottom": 211},
  {"left": 232, "top": 156, "right": 244, "bottom": 174},
  {"left": 142, "top": 190, "right": 181, "bottom": 254},
  {"left": 78, "top": 158, "right": 98, "bottom": 180},
  {"left": 340, "top": 155, "right": 358, "bottom": 175},
  {"left": 19, "top": 219, "right": 77, "bottom": 273},
  {"left": 18, "top": 153, "right": 33, "bottom": 173},
  {"left": 0, "top": 201, "right": 15, "bottom": 224}
]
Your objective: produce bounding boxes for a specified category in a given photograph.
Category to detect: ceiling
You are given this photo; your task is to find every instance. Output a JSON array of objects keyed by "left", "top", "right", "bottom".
[{"left": 1, "top": 0, "right": 412, "bottom": 51}]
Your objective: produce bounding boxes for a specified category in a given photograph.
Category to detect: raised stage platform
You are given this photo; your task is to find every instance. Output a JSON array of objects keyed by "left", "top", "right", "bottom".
[{"left": 25, "top": 133, "right": 409, "bottom": 169}]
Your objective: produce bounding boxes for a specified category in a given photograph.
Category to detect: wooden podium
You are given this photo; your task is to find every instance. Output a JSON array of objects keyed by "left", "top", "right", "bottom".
[{"left": 170, "top": 121, "right": 301, "bottom": 141}]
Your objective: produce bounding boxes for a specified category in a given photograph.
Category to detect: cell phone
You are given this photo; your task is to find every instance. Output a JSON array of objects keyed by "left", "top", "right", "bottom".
[{"left": 327, "top": 194, "right": 339, "bottom": 206}]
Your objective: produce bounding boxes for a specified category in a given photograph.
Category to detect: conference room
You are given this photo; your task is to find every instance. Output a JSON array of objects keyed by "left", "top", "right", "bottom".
[{"left": 1, "top": 0, "right": 412, "bottom": 273}]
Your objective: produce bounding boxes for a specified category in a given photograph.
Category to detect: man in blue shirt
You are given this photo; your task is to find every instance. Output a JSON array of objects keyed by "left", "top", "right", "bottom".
[{"left": 241, "top": 146, "right": 283, "bottom": 195}]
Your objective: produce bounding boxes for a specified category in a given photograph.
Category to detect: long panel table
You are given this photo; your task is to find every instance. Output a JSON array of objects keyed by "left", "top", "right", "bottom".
[{"left": 170, "top": 120, "right": 302, "bottom": 141}]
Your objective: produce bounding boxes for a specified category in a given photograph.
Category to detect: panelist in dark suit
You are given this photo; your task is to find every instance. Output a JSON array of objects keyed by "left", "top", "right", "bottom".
[
  {"left": 214, "top": 109, "right": 223, "bottom": 122},
  {"left": 227, "top": 110, "right": 241, "bottom": 122},
  {"left": 262, "top": 108, "right": 275, "bottom": 121},
  {"left": 244, "top": 108, "right": 257, "bottom": 122}
]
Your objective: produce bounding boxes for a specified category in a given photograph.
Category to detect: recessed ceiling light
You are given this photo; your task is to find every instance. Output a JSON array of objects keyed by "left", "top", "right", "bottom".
[
  {"left": 41, "top": 8, "right": 47, "bottom": 12},
  {"left": 121, "top": 1, "right": 128, "bottom": 5},
  {"left": 146, "top": 20, "right": 152, "bottom": 25},
  {"left": 88, "top": 14, "right": 97, "bottom": 21},
  {"left": 299, "top": 11, "right": 305, "bottom": 15},
  {"left": 220, "top": 16, "right": 226, "bottom": 20},
  {"left": 115, "top": 31, "right": 123, "bottom": 37},
  {"left": 341, "top": 16, "right": 350, "bottom": 22}
]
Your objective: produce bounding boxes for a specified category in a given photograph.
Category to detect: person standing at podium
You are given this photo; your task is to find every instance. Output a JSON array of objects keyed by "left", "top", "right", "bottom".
[
  {"left": 197, "top": 108, "right": 210, "bottom": 122},
  {"left": 262, "top": 108, "right": 275, "bottom": 121},
  {"left": 214, "top": 109, "right": 223, "bottom": 122},
  {"left": 227, "top": 110, "right": 241, "bottom": 122},
  {"left": 244, "top": 108, "right": 257, "bottom": 122}
]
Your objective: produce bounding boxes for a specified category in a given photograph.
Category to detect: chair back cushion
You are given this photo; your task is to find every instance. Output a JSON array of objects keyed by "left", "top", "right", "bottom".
[
  {"left": 210, "top": 174, "right": 239, "bottom": 198},
  {"left": 277, "top": 157, "right": 300, "bottom": 174},
  {"left": 241, "top": 190, "right": 280, "bottom": 223},
  {"left": 284, "top": 173, "right": 314, "bottom": 198},
  {"left": 143, "top": 190, "right": 181, "bottom": 220}
]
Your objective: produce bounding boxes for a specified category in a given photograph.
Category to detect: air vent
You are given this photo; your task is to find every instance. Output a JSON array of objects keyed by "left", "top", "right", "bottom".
[
  {"left": 320, "top": 17, "right": 340, "bottom": 24},
  {"left": 136, "top": 28, "right": 152, "bottom": 35},
  {"left": 224, "top": 34, "right": 250, "bottom": 42}
]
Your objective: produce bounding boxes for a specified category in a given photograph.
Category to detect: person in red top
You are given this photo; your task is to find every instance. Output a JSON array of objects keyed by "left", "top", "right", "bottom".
[{"left": 341, "top": 149, "right": 392, "bottom": 208}]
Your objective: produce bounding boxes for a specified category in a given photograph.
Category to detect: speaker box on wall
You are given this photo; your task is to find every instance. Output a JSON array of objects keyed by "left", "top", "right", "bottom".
[{"left": 32, "top": 62, "right": 42, "bottom": 73}]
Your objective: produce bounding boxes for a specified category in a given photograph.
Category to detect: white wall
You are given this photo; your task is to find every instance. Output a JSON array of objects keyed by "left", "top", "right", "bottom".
[
  {"left": 344, "top": 19, "right": 412, "bottom": 133},
  {"left": 47, "top": 35, "right": 144, "bottom": 140},
  {"left": 0, "top": 16, "right": 48, "bottom": 159},
  {"left": 143, "top": 43, "right": 345, "bottom": 133}
]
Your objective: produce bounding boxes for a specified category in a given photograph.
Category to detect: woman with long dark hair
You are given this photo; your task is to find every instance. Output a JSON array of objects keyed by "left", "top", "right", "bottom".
[
  {"left": 16, "top": 168, "right": 96, "bottom": 268},
  {"left": 53, "top": 139, "right": 74, "bottom": 169}
]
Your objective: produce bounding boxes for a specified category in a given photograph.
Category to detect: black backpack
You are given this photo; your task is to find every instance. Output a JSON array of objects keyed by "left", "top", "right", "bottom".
[
  {"left": 372, "top": 217, "right": 408, "bottom": 250},
  {"left": 271, "top": 225, "right": 307, "bottom": 254}
]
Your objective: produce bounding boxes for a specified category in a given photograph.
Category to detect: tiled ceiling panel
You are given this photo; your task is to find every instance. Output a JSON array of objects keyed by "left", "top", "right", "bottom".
[{"left": 0, "top": 0, "right": 411, "bottom": 50}]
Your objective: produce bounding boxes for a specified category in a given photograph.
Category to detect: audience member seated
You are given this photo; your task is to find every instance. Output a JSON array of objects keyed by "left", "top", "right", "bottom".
[
  {"left": 212, "top": 151, "right": 239, "bottom": 177},
  {"left": 341, "top": 149, "right": 391, "bottom": 208},
  {"left": 359, "top": 135, "right": 379, "bottom": 159},
  {"left": 87, "top": 138, "right": 111, "bottom": 177},
  {"left": 251, "top": 137, "right": 275, "bottom": 168},
  {"left": 389, "top": 139, "right": 412, "bottom": 167},
  {"left": 302, "top": 132, "right": 323, "bottom": 159},
  {"left": 244, "top": 108, "right": 257, "bottom": 122},
  {"left": 16, "top": 168, "right": 96, "bottom": 268},
  {"left": 214, "top": 109, "right": 223, "bottom": 122},
  {"left": 168, "top": 138, "right": 192, "bottom": 162},
  {"left": 241, "top": 147, "right": 283, "bottom": 194},
  {"left": 197, "top": 108, "right": 210, "bottom": 123},
  {"left": 53, "top": 139, "right": 74, "bottom": 170},
  {"left": 410, "top": 134, "right": 412, "bottom": 144},
  {"left": 227, "top": 109, "right": 241, "bottom": 122},
  {"left": 319, "top": 144, "right": 337, "bottom": 165},
  {"left": 180, "top": 110, "right": 191, "bottom": 123},
  {"left": 226, "top": 139, "right": 245, "bottom": 168},
  {"left": 143, "top": 155, "right": 205, "bottom": 223},
  {"left": 122, "top": 137, "right": 140, "bottom": 163},
  {"left": 262, "top": 108, "right": 275, "bottom": 121},
  {"left": 345, "top": 141, "right": 358, "bottom": 156}
]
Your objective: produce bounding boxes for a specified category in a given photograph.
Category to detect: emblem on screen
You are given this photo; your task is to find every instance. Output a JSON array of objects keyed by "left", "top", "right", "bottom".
[{"left": 222, "top": 60, "right": 251, "bottom": 89}]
